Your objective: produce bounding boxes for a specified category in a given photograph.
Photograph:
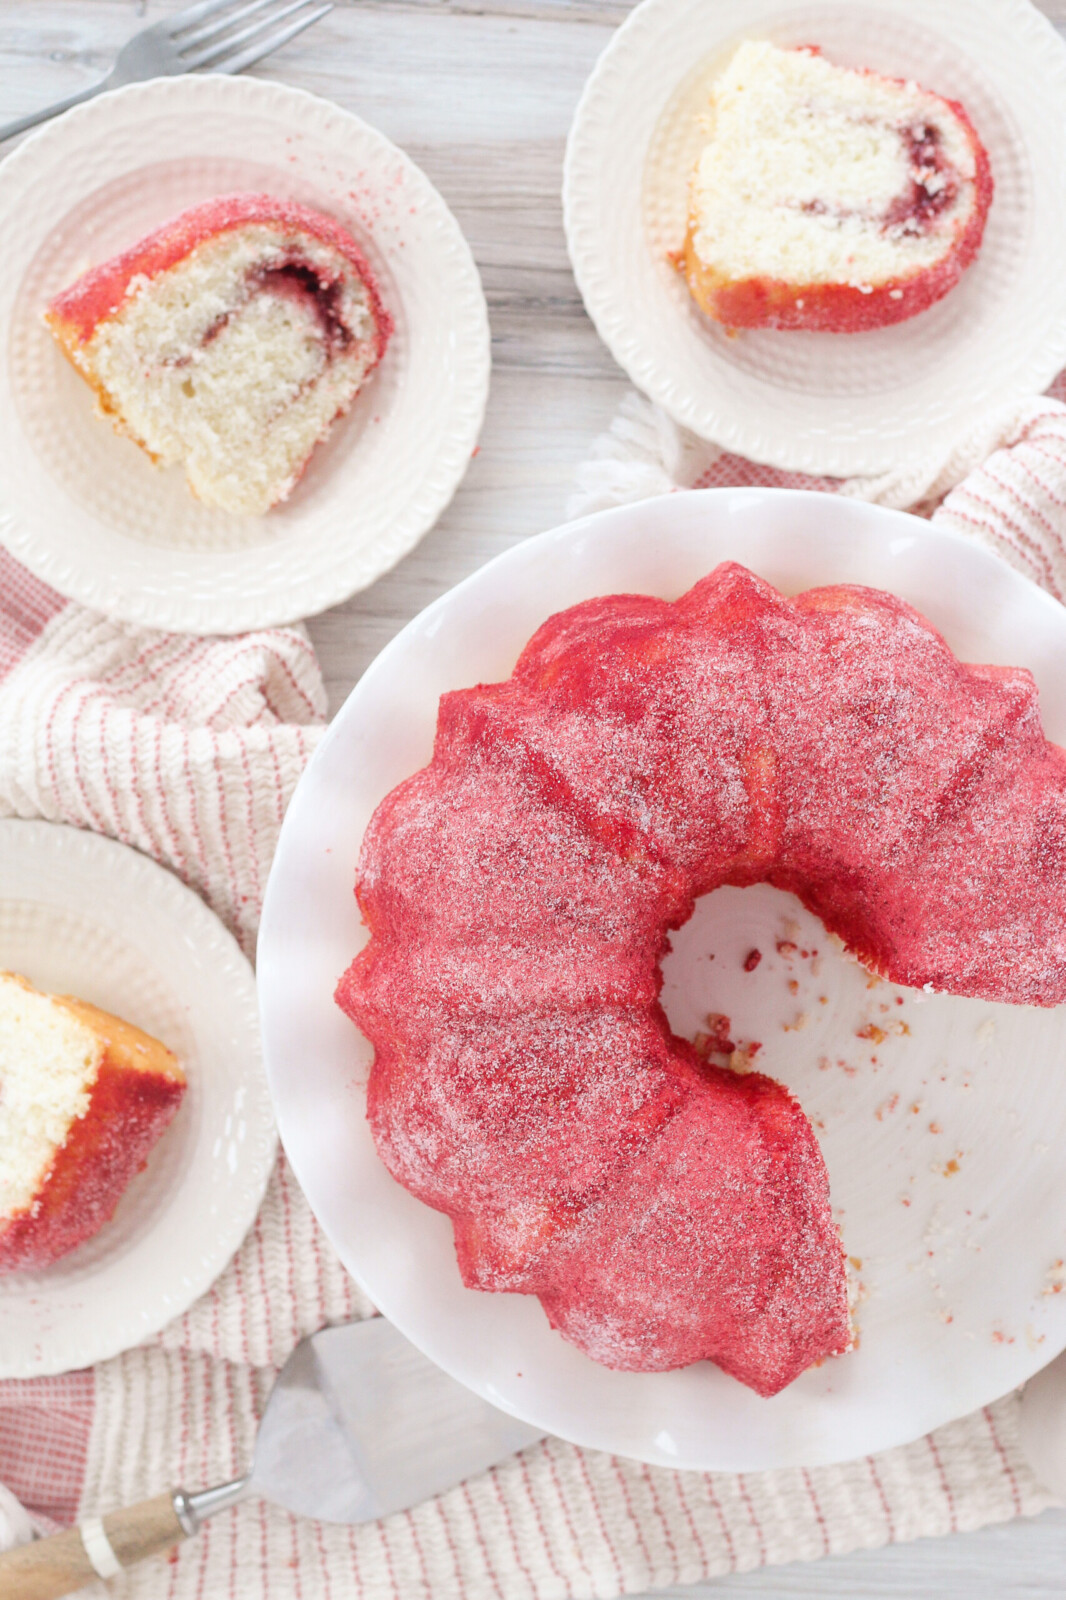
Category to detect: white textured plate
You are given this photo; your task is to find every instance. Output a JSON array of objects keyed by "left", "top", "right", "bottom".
[
  {"left": 260, "top": 491, "right": 1066, "bottom": 1471},
  {"left": 0, "top": 821, "right": 275, "bottom": 1377},
  {"left": 0, "top": 75, "right": 490, "bottom": 634},
  {"left": 563, "top": 0, "right": 1066, "bottom": 476}
]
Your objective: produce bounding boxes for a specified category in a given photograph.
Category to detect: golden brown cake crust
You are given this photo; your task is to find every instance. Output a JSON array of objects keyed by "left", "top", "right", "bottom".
[{"left": 52, "top": 993, "right": 185, "bottom": 1084}]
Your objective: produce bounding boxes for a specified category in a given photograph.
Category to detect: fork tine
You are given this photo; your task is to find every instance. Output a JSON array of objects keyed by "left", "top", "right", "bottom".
[
  {"left": 177, "top": 0, "right": 280, "bottom": 51},
  {"left": 208, "top": 4, "right": 332, "bottom": 75},
  {"left": 182, "top": 0, "right": 326, "bottom": 69},
  {"left": 164, "top": 0, "right": 249, "bottom": 36}
]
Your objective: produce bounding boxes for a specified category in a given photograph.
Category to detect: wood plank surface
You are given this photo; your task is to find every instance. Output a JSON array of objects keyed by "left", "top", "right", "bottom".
[{"left": 3, "top": 3, "right": 1066, "bottom": 1595}]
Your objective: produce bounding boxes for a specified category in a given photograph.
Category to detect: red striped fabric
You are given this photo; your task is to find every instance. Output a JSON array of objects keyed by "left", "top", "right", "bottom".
[
  {"left": 0, "top": 1371, "right": 94, "bottom": 1530},
  {"left": 0, "top": 550, "right": 66, "bottom": 683}
]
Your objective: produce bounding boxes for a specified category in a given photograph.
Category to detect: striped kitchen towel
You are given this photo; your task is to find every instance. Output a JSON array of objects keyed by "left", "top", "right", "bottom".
[
  {"left": 570, "top": 373, "right": 1066, "bottom": 603},
  {"left": 2, "top": 382, "right": 1065, "bottom": 1597}
]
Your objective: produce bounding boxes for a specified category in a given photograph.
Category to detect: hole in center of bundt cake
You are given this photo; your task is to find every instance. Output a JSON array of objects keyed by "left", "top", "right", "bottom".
[{"left": 659, "top": 883, "right": 905, "bottom": 1098}]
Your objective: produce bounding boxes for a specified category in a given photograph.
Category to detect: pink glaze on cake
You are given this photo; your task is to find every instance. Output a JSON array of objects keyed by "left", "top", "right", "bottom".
[
  {"left": 48, "top": 192, "right": 392, "bottom": 358},
  {"left": 336, "top": 563, "right": 1066, "bottom": 1395}
]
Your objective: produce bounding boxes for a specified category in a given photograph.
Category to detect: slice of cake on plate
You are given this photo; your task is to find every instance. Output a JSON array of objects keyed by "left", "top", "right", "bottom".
[
  {"left": 45, "top": 193, "right": 392, "bottom": 514},
  {"left": 681, "top": 41, "right": 992, "bottom": 332},
  {"left": 0, "top": 972, "right": 186, "bottom": 1272}
]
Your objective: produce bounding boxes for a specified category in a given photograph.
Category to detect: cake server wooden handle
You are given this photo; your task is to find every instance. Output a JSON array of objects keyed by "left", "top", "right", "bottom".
[{"left": 0, "top": 1491, "right": 189, "bottom": 1599}]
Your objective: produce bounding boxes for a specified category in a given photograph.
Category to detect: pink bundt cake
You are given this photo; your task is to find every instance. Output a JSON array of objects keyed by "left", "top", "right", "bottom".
[
  {"left": 45, "top": 193, "right": 391, "bottom": 513},
  {"left": 682, "top": 42, "right": 993, "bottom": 332},
  {"left": 336, "top": 563, "right": 1066, "bottom": 1396}
]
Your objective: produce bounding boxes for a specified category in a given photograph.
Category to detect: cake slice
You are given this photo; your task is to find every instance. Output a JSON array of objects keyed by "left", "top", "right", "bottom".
[
  {"left": 45, "top": 193, "right": 392, "bottom": 514},
  {"left": 681, "top": 41, "right": 993, "bottom": 332},
  {"left": 0, "top": 972, "right": 186, "bottom": 1272}
]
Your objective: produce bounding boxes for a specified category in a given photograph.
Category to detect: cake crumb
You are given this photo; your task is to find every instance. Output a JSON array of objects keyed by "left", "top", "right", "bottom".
[
  {"left": 694, "top": 1013, "right": 735, "bottom": 1058},
  {"left": 743, "top": 948, "right": 762, "bottom": 972},
  {"left": 1043, "top": 1260, "right": 1066, "bottom": 1297},
  {"left": 728, "top": 1041, "right": 763, "bottom": 1074}
]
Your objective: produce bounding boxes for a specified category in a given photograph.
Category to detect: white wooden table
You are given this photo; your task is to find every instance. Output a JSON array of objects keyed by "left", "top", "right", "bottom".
[{"left": 3, "top": 2, "right": 1066, "bottom": 1594}]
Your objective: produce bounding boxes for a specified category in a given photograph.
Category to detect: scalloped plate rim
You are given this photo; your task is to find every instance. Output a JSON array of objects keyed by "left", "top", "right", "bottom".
[
  {"left": 563, "top": 0, "right": 1066, "bottom": 476},
  {"left": 0, "top": 818, "right": 276, "bottom": 1378}
]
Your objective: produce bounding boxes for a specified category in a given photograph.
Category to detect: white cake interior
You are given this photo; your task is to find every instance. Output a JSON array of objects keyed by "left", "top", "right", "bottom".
[
  {"left": 689, "top": 41, "right": 979, "bottom": 288},
  {"left": 0, "top": 975, "right": 101, "bottom": 1218},
  {"left": 72, "top": 223, "right": 380, "bottom": 515}
]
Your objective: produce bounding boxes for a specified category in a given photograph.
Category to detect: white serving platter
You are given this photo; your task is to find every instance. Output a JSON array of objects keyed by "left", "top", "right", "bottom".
[{"left": 259, "top": 490, "right": 1066, "bottom": 1469}]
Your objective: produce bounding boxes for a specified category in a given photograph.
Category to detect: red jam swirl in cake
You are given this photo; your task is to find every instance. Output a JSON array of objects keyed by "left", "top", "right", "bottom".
[{"left": 45, "top": 194, "right": 392, "bottom": 514}]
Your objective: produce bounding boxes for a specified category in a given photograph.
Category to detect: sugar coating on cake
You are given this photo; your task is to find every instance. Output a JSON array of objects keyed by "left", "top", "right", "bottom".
[
  {"left": 0, "top": 972, "right": 186, "bottom": 1271},
  {"left": 0, "top": 976, "right": 100, "bottom": 1218},
  {"left": 337, "top": 561, "right": 1066, "bottom": 1396},
  {"left": 682, "top": 41, "right": 992, "bottom": 331},
  {"left": 45, "top": 194, "right": 392, "bottom": 514}
]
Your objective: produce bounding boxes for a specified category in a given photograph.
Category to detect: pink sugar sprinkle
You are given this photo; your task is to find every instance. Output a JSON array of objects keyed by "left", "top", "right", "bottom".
[{"left": 337, "top": 559, "right": 1066, "bottom": 1396}]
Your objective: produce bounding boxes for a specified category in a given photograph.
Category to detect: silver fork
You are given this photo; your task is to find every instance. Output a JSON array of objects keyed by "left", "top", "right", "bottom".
[{"left": 0, "top": 0, "right": 334, "bottom": 144}]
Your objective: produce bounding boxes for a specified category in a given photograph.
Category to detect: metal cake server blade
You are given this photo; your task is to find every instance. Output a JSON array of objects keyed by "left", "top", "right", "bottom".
[
  {"left": 249, "top": 1318, "right": 545, "bottom": 1522},
  {"left": 1, "top": 1318, "right": 546, "bottom": 1600}
]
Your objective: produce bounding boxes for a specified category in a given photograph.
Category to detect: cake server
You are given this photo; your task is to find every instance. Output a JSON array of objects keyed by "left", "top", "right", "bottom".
[{"left": 0, "top": 1316, "right": 546, "bottom": 1600}]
